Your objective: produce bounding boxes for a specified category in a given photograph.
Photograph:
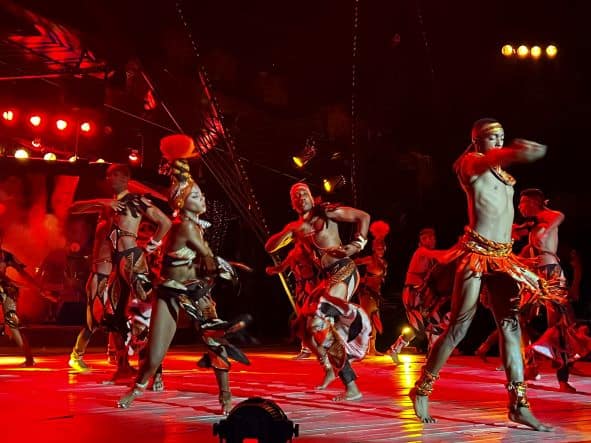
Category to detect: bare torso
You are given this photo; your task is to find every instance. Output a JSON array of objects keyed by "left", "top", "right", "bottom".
[
  {"left": 297, "top": 216, "right": 343, "bottom": 268},
  {"left": 405, "top": 247, "right": 437, "bottom": 286},
  {"left": 463, "top": 167, "right": 515, "bottom": 243},
  {"left": 527, "top": 210, "right": 561, "bottom": 266}
]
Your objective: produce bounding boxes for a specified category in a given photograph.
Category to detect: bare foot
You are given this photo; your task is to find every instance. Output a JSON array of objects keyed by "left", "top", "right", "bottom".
[
  {"left": 409, "top": 388, "right": 436, "bottom": 423},
  {"left": 292, "top": 350, "right": 312, "bottom": 360},
  {"left": 332, "top": 391, "right": 363, "bottom": 402},
  {"left": 151, "top": 373, "right": 165, "bottom": 392},
  {"left": 389, "top": 350, "right": 401, "bottom": 365},
  {"left": 117, "top": 386, "right": 144, "bottom": 409},
  {"left": 219, "top": 390, "right": 232, "bottom": 415},
  {"left": 508, "top": 407, "right": 553, "bottom": 431},
  {"left": 333, "top": 382, "right": 362, "bottom": 402},
  {"left": 475, "top": 348, "right": 488, "bottom": 362},
  {"left": 558, "top": 382, "right": 576, "bottom": 393},
  {"left": 315, "top": 367, "right": 336, "bottom": 390},
  {"left": 20, "top": 358, "right": 35, "bottom": 368}
]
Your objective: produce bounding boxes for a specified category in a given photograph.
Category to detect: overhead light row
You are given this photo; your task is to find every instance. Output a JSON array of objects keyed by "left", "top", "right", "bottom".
[
  {"left": 2, "top": 110, "right": 94, "bottom": 133},
  {"left": 501, "top": 44, "right": 558, "bottom": 59}
]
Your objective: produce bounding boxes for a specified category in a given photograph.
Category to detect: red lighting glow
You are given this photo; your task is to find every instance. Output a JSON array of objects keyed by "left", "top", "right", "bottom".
[
  {"left": 128, "top": 151, "right": 140, "bottom": 164},
  {"left": 29, "top": 115, "right": 42, "bottom": 127}
]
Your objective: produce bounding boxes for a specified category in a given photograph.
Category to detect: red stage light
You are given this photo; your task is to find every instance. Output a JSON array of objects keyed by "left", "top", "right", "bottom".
[
  {"left": 80, "top": 121, "right": 91, "bottom": 133},
  {"left": 56, "top": 119, "right": 68, "bottom": 130},
  {"left": 128, "top": 151, "right": 140, "bottom": 164},
  {"left": 2, "top": 110, "right": 14, "bottom": 121},
  {"left": 29, "top": 115, "right": 42, "bottom": 127}
]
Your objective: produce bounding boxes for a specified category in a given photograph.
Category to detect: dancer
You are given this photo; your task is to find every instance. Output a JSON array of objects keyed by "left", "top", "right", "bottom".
[
  {"left": 266, "top": 240, "right": 319, "bottom": 359},
  {"left": 0, "top": 245, "right": 41, "bottom": 366},
  {"left": 105, "top": 163, "right": 171, "bottom": 379},
  {"left": 68, "top": 207, "right": 116, "bottom": 372},
  {"left": 389, "top": 227, "right": 451, "bottom": 363},
  {"left": 518, "top": 188, "right": 587, "bottom": 392},
  {"left": 265, "top": 182, "right": 371, "bottom": 402},
  {"left": 410, "top": 118, "right": 553, "bottom": 431},
  {"left": 355, "top": 220, "right": 390, "bottom": 356},
  {"left": 118, "top": 134, "right": 250, "bottom": 413}
]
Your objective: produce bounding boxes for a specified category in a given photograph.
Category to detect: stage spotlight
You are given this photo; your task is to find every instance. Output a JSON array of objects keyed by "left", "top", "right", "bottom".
[
  {"left": 68, "top": 155, "right": 78, "bottom": 162},
  {"left": 128, "top": 149, "right": 140, "bottom": 165},
  {"left": 29, "top": 115, "right": 42, "bottom": 127},
  {"left": 322, "top": 175, "right": 346, "bottom": 193},
  {"left": 213, "top": 397, "right": 298, "bottom": 443},
  {"left": 14, "top": 149, "right": 29, "bottom": 159},
  {"left": 292, "top": 137, "right": 317, "bottom": 168},
  {"left": 56, "top": 119, "right": 68, "bottom": 131},
  {"left": 2, "top": 110, "right": 14, "bottom": 121},
  {"left": 80, "top": 121, "right": 92, "bottom": 133},
  {"left": 546, "top": 45, "right": 558, "bottom": 58},
  {"left": 501, "top": 44, "right": 514, "bottom": 56},
  {"left": 43, "top": 152, "right": 57, "bottom": 161},
  {"left": 530, "top": 46, "right": 542, "bottom": 58},
  {"left": 401, "top": 326, "right": 415, "bottom": 342},
  {"left": 95, "top": 158, "right": 105, "bottom": 163},
  {"left": 516, "top": 45, "right": 529, "bottom": 58}
]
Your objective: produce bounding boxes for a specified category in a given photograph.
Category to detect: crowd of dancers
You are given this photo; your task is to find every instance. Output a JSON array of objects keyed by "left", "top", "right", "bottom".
[{"left": 1, "top": 119, "right": 590, "bottom": 430}]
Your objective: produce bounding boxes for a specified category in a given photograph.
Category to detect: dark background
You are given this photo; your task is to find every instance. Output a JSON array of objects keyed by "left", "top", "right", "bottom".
[{"left": 1, "top": 0, "right": 589, "bottom": 350}]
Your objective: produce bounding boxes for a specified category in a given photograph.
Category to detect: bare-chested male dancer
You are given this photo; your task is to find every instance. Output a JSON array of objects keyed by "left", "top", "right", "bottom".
[
  {"left": 266, "top": 182, "right": 371, "bottom": 401},
  {"left": 410, "top": 118, "right": 553, "bottom": 431},
  {"left": 518, "top": 188, "right": 589, "bottom": 392}
]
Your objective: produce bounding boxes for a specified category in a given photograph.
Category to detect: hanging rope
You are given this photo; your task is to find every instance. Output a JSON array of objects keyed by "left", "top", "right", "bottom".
[
  {"left": 350, "top": 0, "right": 361, "bottom": 207},
  {"left": 175, "top": 0, "right": 270, "bottom": 245}
]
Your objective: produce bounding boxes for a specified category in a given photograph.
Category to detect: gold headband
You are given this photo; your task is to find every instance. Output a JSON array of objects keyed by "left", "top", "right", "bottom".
[{"left": 473, "top": 122, "right": 503, "bottom": 140}]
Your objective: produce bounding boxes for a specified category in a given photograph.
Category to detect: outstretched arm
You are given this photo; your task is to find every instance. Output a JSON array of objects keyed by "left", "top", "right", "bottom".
[
  {"left": 266, "top": 251, "right": 294, "bottom": 275},
  {"left": 460, "top": 139, "right": 547, "bottom": 178},
  {"left": 530, "top": 209, "right": 565, "bottom": 250},
  {"left": 537, "top": 209, "right": 565, "bottom": 232},
  {"left": 265, "top": 222, "right": 297, "bottom": 253},
  {"left": 70, "top": 199, "right": 123, "bottom": 215}
]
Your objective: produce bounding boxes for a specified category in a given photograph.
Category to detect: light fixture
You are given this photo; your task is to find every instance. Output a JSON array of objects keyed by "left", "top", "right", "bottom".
[
  {"left": 322, "top": 175, "right": 346, "bottom": 193},
  {"left": 31, "top": 137, "right": 42, "bottom": 148},
  {"left": 68, "top": 155, "right": 78, "bottom": 162},
  {"left": 29, "top": 115, "right": 42, "bottom": 127},
  {"left": 292, "top": 136, "right": 317, "bottom": 168},
  {"left": 2, "top": 110, "right": 14, "bottom": 121},
  {"left": 516, "top": 45, "right": 529, "bottom": 58},
  {"left": 80, "top": 121, "right": 91, "bottom": 133},
  {"left": 501, "top": 44, "right": 514, "bottom": 57},
  {"left": 213, "top": 397, "right": 298, "bottom": 443},
  {"left": 546, "top": 45, "right": 558, "bottom": 58},
  {"left": 14, "top": 148, "right": 29, "bottom": 159},
  {"left": 43, "top": 152, "right": 57, "bottom": 161},
  {"left": 128, "top": 149, "right": 140, "bottom": 165},
  {"left": 56, "top": 119, "right": 68, "bottom": 131}
]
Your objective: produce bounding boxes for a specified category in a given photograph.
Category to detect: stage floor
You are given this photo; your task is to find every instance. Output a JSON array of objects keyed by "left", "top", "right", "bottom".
[{"left": 1, "top": 345, "right": 591, "bottom": 442}]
